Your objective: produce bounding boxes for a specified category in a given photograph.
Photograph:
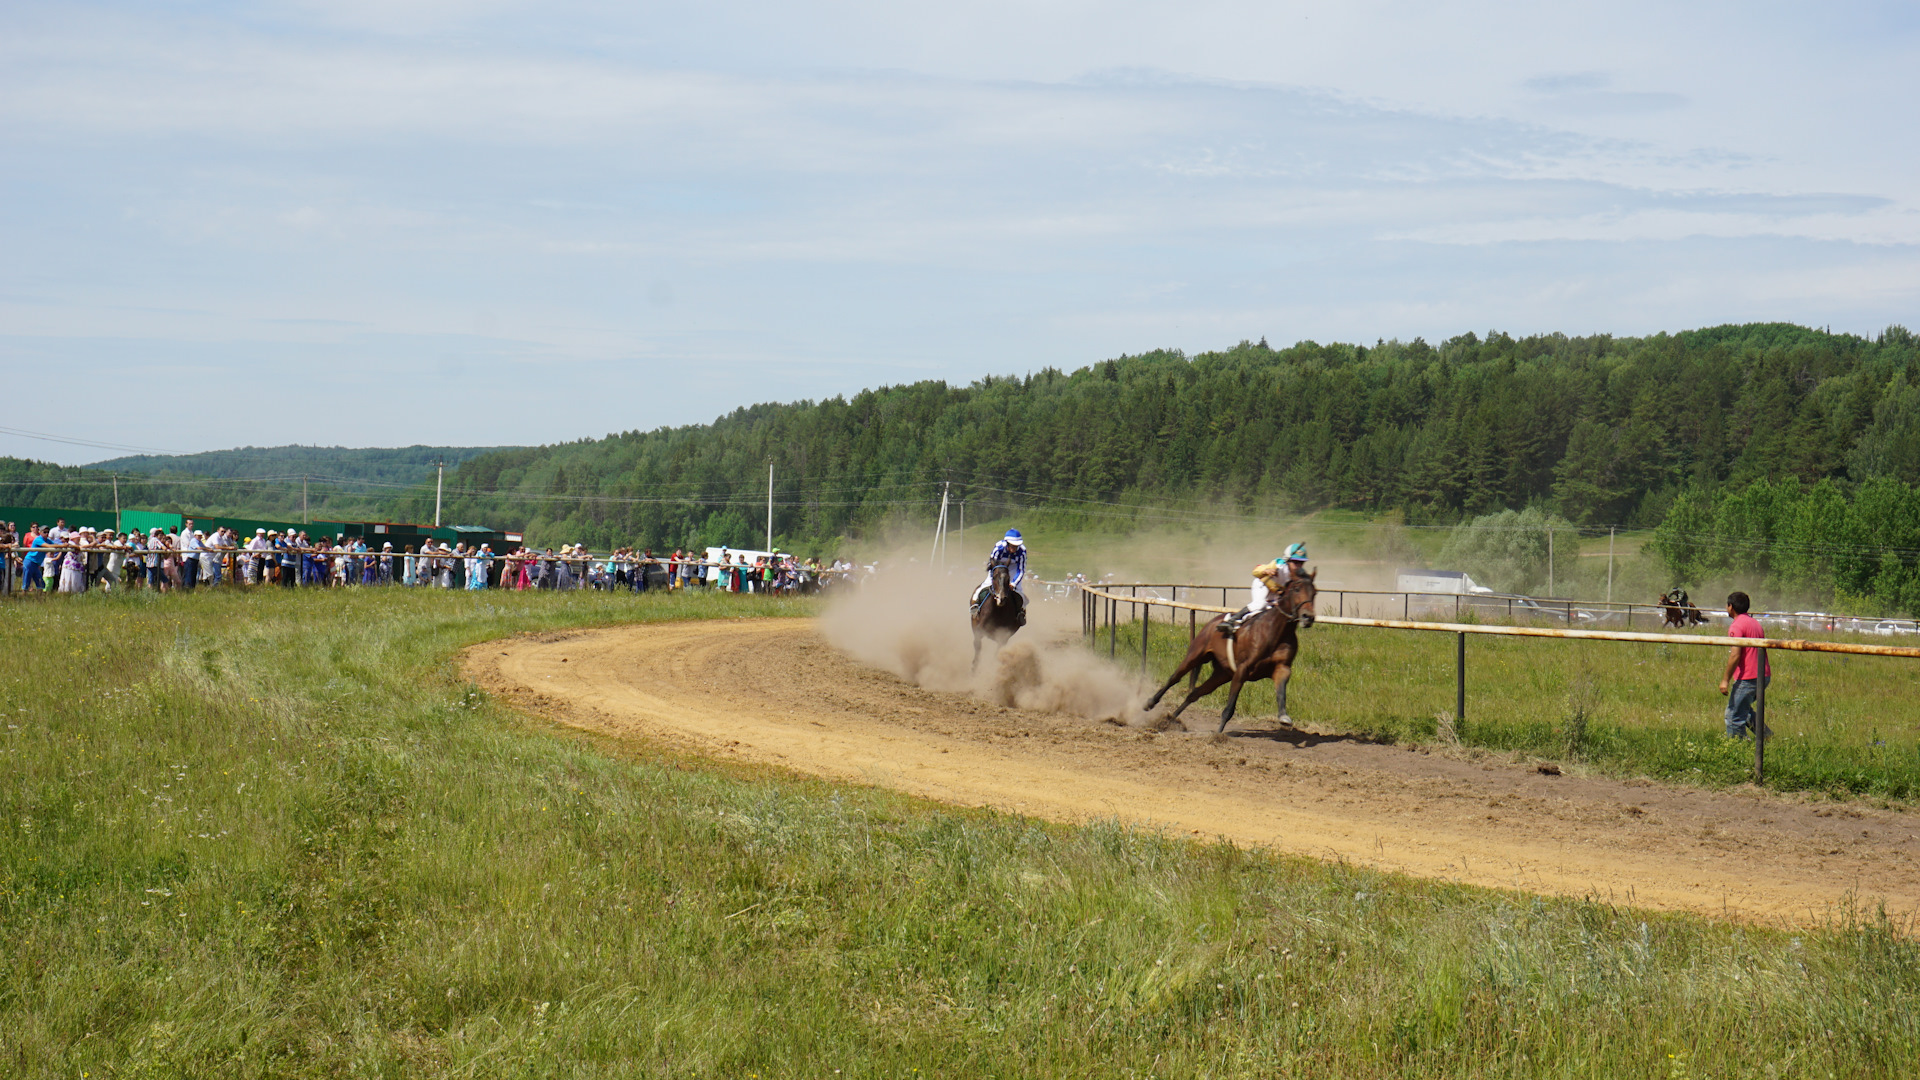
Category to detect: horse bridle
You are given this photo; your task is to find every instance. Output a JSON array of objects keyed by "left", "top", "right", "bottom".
[{"left": 1275, "top": 579, "right": 1316, "bottom": 624}]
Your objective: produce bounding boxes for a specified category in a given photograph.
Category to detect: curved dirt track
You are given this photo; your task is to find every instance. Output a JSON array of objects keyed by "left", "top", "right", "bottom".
[{"left": 468, "top": 617, "right": 1920, "bottom": 926}]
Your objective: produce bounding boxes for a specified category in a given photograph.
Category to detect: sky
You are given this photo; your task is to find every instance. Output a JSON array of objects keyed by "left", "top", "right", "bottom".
[{"left": 3, "top": 1, "right": 1917, "bottom": 464}]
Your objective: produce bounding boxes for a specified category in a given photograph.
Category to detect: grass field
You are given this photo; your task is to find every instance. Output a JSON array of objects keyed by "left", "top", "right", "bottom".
[
  {"left": 1099, "top": 606, "right": 1920, "bottom": 800},
  {"left": 6, "top": 587, "right": 1920, "bottom": 1077}
]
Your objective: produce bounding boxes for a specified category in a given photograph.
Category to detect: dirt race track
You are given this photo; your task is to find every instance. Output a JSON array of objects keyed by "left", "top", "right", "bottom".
[{"left": 467, "top": 617, "right": 1920, "bottom": 927}]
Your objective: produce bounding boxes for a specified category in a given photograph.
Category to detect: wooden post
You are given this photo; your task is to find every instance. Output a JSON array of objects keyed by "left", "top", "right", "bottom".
[
  {"left": 1606, "top": 526, "right": 1615, "bottom": 604},
  {"left": 1108, "top": 597, "right": 1117, "bottom": 659}
]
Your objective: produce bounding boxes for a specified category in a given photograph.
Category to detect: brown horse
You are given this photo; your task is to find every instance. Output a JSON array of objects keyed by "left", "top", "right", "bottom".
[
  {"left": 1659, "top": 590, "right": 1708, "bottom": 628},
  {"left": 971, "top": 559, "right": 1026, "bottom": 670},
  {"left": 1143, "top": 571, "right": 1317, "bottom": 733}
]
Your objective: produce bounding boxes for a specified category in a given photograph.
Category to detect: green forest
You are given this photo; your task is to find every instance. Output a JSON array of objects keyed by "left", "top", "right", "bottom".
[{"left": 9, "top": 322, "right": 1920, "bottom": 609}]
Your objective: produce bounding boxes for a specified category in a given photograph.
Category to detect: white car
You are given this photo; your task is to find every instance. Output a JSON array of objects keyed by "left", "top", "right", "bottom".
[
  {"left": 1873, "top": 620, "right": 1920, "bottom": 637},
  {"left": 1795, "top": 611, "right": 1837, "bottom": 632}
]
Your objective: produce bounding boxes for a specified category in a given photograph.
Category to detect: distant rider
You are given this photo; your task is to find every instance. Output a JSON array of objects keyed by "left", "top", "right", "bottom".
[
  {"left": 972, "top": 529, "right": 1028, "bottom": 613},
  {"left": 1224, "top": 542, "right": 1308, "bottom": 635}
]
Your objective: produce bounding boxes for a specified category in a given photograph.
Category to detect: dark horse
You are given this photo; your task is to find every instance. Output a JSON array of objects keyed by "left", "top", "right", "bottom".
[
  {"left": 1659, "top": 589, "right": 1708, "bottom": 628},
  {"left": 1143, "top": 571, "right": 1317, "bottom": 733},
  {"left": 971, "top": 558, "right": 1026, "bottom": 670}
]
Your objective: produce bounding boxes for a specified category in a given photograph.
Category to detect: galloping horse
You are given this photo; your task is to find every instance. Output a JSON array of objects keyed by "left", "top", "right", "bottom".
[
  {"left": 1143, "top": 571, "right": 1317, "bottom": 733},
  {"left": 971, "top": 558, "right": 1026, "bottom": 670},
  {"left": 1659, "top": 590, "right": 1708, "bottom": 628}
]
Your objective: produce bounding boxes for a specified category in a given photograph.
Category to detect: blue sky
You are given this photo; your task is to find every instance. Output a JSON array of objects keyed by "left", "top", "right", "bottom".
[{"left": 3, "top": 1, "right": 1917, "bottom": 464}]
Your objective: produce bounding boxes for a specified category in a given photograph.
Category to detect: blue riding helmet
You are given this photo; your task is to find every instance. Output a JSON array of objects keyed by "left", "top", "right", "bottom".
[
  {"left": 1282, "top": 542, "right": 1308, "bottom": 562},
  {"left": 1003, "top": 529, "right": 1024, "bottom": 546}
]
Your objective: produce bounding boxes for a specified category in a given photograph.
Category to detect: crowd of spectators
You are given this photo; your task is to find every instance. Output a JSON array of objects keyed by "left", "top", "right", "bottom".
[{"left": 0, "top": 519, "right": 851, "bottom": 597}]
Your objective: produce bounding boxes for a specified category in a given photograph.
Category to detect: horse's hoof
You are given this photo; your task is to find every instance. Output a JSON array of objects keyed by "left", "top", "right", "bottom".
[{"left": 1277, "top": 714, "right": 1295, "bottom": 727}]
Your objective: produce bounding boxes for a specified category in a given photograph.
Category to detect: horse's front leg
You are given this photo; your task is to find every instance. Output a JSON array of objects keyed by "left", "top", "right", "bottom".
[
  {"left": 971, "top": 627, "right": 984, "bottom": 672},
  {"left": 1271, "top": 661, "right": 1295, "bottom": 726},
  {"left": 1216, "top": 669, "right": 1254, "bottom": 733}
]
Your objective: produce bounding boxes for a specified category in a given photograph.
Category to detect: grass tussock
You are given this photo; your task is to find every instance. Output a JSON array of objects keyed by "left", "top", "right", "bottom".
[
  {"left": 1115, "top": 615, "right": 1920, "bottom": 800},
  {"left": 5, "top": 587, "right": 1920, "bottom": 1077}
]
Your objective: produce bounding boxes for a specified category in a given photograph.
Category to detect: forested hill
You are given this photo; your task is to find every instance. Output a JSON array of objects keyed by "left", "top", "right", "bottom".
[
  {"left": 0, "top": 444, "right": 513, "bottom": 524},
  {"left": 416, "top": 322, "right": 1920, "bottom": 554},
  {"left": 91, "top": 444, "right": 516, "bottom": 484}
]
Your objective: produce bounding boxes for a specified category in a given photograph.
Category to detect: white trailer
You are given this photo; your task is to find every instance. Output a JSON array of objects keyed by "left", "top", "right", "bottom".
[{"left": 1396, "top": 569, "right": 1493, "bottom": 595}]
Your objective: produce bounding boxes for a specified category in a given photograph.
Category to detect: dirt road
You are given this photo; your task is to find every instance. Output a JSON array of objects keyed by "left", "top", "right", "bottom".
[{"left": 468, "top": 617, "right": 1920, "bottom": 925}]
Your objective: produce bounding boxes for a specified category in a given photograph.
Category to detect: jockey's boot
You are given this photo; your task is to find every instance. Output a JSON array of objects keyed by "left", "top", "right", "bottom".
[{"left": 1221, "top": 609, "right": 1247, "bottom": 636}]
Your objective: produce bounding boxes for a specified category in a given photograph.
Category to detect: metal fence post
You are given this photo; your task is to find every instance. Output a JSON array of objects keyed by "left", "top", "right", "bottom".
[
  {"left": 1456, "top": 631, "right": 1467, "bottom": 724},
  {"left": 1755, "top": 647, "right": 1769, "bottom": 784},
  {"left": 1140, "top": 600, "right": 1149, "bottom": 673},
  {"left": 1108, "top": 597, "right": 1117, "bottom": 659}
]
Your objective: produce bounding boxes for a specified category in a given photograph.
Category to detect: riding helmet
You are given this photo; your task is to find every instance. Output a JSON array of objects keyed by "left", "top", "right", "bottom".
[{"left": 1282, "top": 542, "right": 1308, "bottom": 562}]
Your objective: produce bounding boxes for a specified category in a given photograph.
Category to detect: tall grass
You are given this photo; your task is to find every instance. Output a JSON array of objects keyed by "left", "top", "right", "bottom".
[
  {"left": 1114, "top": 612, "right": 1920, "bottom": 798},
  {"left": 4, "top": 587, "right": 1919, "bottom": 1076}
]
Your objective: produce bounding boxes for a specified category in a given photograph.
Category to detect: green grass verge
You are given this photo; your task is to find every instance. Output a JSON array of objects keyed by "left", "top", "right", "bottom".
[
  {"left": 1110, "top": 613, "right": 1920, "bottom": 800},
  {"left": 6, "top": 587, "right": 1920, "bottom": 1077}
]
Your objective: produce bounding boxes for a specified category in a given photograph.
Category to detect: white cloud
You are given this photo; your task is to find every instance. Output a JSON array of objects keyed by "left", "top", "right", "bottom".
[{"left": 0, "top": 1, "right": 1916, "bottom": 462}]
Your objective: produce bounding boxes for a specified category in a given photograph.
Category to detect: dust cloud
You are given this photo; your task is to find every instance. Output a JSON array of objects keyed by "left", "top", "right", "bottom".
[
  {"left": 822, "top": 519, "right": 1414, "bottom": 723},
  {"left": 821, "top": 559, "right": 1156, "bottom": 724}
]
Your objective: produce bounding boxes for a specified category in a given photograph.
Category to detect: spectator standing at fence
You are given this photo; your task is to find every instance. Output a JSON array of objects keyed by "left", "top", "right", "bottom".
[
  {"left": 0, "top": 521, "right": 15, "bottom": 595},
  {"left": 1718, "top": 591, "right": 1773, "bottom": 739},
  {"left": 22, "top": 526, "right": 49, "bottom": 592},
  {"left": 57, "top": 534, "right": 86, "bottom": 593}
]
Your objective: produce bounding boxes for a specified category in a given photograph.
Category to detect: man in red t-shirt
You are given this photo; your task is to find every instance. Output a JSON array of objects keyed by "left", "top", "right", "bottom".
[{"left": 1718, "top": 590, "right": 1772, "bottom": 739}]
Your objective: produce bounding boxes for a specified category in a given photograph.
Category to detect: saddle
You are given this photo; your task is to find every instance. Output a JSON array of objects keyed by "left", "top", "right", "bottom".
[{"left": 972, "top": 586, "right": 1027, "bottom": 627}]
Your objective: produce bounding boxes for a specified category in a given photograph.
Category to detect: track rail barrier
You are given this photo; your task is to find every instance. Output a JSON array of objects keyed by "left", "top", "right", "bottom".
[{"left": 1079, "top": 583, "right": 1920, "bottom": 784}]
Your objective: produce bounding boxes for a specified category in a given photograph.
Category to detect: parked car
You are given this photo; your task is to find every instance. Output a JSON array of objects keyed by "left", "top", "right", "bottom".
[
  {"left": 1795, "top": 611, "right": 1837, "bottom": 632},
  {"left": 1873, "top": 620, "right": 1920, "bottom": 637},
  {"left": 1461, "top": 593, "right": 1597, "bottom": 625}
]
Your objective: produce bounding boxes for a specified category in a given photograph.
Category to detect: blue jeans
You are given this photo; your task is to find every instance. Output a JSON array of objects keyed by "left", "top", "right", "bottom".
[{"left": 1725, "top": 676, "right": 1771, "bottom": 738}]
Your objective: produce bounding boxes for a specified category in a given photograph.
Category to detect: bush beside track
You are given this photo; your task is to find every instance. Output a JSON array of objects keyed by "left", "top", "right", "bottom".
[{"left": 4, "top": 588, "right": 1919, "bottom": 1077}]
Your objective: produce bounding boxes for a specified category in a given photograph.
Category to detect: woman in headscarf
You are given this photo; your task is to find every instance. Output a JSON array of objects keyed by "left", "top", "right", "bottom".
[
  {"left": 467, "top": 544, "right": 491, "bottom": 590},
  {"left": 58, "top": 530, "right": 89, "bottom": 593}
]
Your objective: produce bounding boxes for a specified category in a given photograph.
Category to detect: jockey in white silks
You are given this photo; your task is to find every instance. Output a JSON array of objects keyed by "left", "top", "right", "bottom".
[
  {"left": 1224, "top": 542, "right": 1308, "bottom": 635},
  {"left": 972, "top": 529, "right": 1027, "bottom": 610}
]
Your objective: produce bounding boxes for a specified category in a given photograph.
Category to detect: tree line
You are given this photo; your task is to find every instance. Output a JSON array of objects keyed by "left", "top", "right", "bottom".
[
  {"left": 417, "top": 322, "right": 1920, "bottom": 561},
  {"left": 9, "top": 322, "right": 1920, "bottom": 609}
]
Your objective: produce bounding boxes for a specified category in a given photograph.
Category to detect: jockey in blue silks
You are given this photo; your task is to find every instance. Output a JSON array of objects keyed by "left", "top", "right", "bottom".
[{"left": 973, "top": 529, "right": 1027, "bottom": 610}]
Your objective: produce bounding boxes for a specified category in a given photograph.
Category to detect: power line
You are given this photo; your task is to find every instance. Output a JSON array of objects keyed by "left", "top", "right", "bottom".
[{"left": 0, "top": 425, "right": 185, "bottom": 456}]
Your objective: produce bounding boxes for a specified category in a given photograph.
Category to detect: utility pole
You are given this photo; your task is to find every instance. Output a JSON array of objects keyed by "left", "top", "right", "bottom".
[
  {"left": 303, "top": 474, "right": 310, "bottom": 525},
  {"left": 931, "top": 482, "right": 950, "bottom": 567},
  {"left": 112, "top": 474, "right": 120, "bottom": 532},
  {"left": 766, "top": 461, "right": 774, "bottom": 552},
  {"left": 958, "top": 499, "right": 964, "bottom": 554},
  {"left": 434, "top": 461, "right": 445, "bottom": 528},
  {"left": 1547, "top": 525, "right": 1555, "bottom": 597},
  {"left": 1606, "top": 526, "right": 1616, "bottom": 605}
]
